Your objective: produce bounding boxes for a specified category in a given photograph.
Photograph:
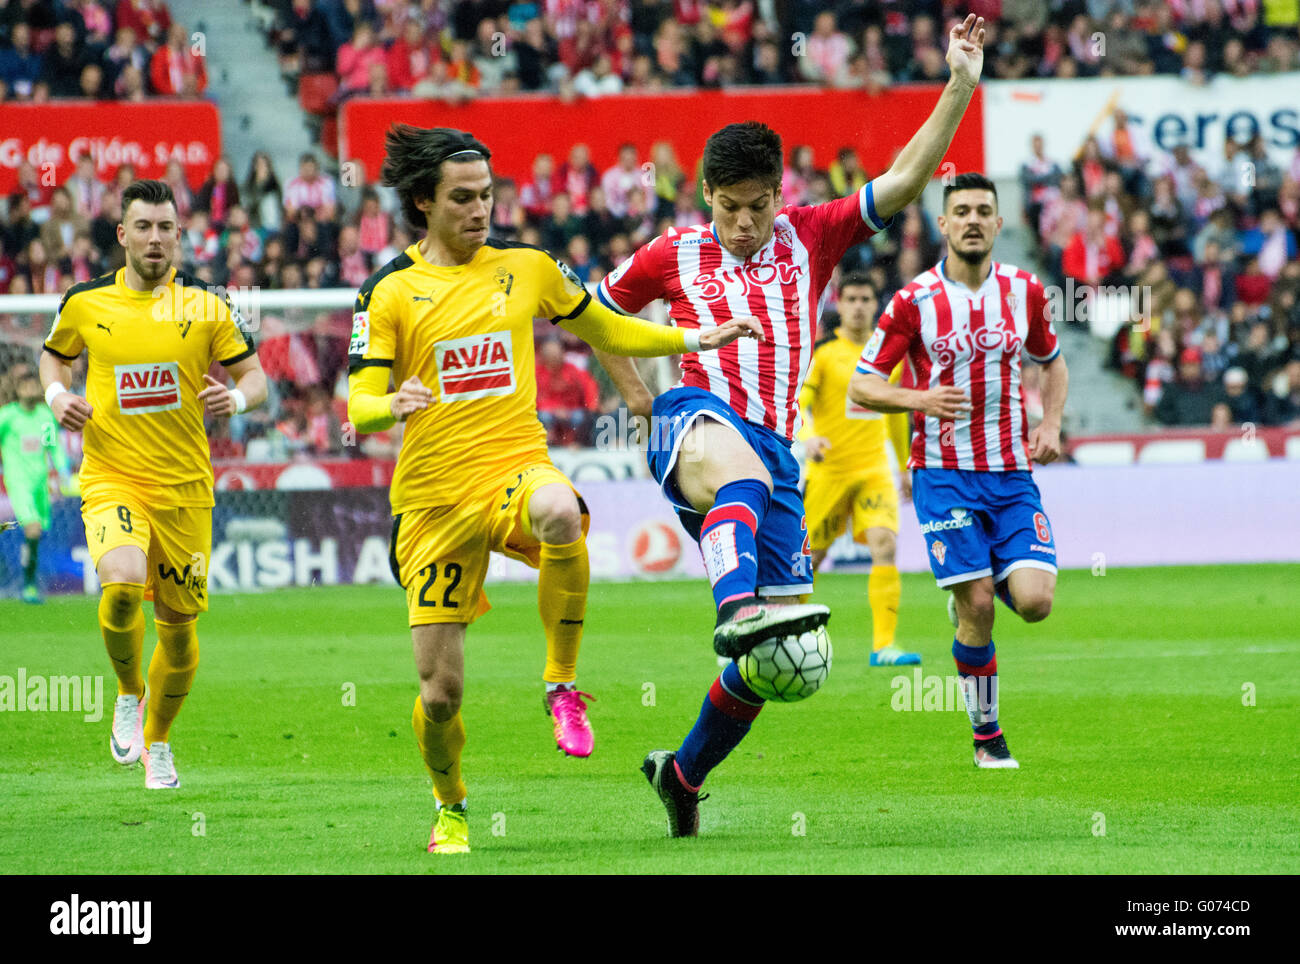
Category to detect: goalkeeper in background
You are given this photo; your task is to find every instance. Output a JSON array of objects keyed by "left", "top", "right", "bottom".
[
  {"left": 347, "top": 124, "right": 761, "bottom": 855},
  {"left": 0, "top": 369, "right": 75, "bottom": 603},
  {"left": 800, "top": 273, "right": 920, "bottom": 665}
]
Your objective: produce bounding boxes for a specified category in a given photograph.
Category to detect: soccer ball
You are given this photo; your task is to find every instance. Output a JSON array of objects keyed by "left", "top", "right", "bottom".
[{"left": 736, "top": 626, "right": 832, "bottom": 703}]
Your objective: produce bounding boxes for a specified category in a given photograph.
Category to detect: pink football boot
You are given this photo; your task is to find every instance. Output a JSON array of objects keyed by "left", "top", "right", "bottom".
[{"left": 544, "top": 686, "right": 595, "bottom": 757}]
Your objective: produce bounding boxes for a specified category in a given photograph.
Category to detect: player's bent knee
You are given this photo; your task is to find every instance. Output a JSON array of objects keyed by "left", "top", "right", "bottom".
[
  {"left": 99, "top": 582, "right": 144, "bottom": 629},
  {"left": 419, "top": 678, "right": 463, "bottom": 721},
  {"left": 527, "top": 486, "right": 583, "bottom": 544},
  {"left": 1018, "top": 593, "right": 1053, "bottom": 623}
]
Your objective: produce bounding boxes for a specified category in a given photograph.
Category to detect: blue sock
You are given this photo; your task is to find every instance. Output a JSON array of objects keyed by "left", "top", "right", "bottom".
[
  {"left": 994, "top": 579, "right": 1018, "bottom": 613},
  {"left": 674, "top": 661, "right": 764, "bottom": 789},
  {"left": 698, "top": 479, "right": 770, "bottom": 611},
  {"left": 952, "top": 638, "right": 1000, "bottom": 738}
]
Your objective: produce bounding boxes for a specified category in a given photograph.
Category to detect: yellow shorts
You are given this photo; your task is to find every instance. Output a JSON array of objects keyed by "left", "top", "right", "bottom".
[
  {"left": 82, "top": 492, "right": 212, "bottom": 614},
  {"left": 804, "top": 466, "right": 899, "bottom": 551},
  {"left": 389, "top": 462, "right": 588, "bottom": 627}
]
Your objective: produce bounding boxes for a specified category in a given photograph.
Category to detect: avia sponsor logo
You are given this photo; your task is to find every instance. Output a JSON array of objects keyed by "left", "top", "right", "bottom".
[
  {"left": 114, "top": 362, "right": 180, "bottom": 414},
  {"left": 696, "top": 260, "right": 802, "bottom": 303},
  {"left": 436, "top": 331, "right": 515, "bottom": 402},
  {"left": 920, "top": 508, "right": 975, "bottom": 534}
]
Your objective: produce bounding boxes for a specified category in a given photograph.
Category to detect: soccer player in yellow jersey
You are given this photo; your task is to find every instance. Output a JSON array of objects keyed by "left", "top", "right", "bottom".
[
  {"left": 39, "top": 179, "right": 267, "bottom": 789},
  {"left": 801, "top": 273, "right": 921, "bottom": 666},
  {"left": 347, "top": 125, "right": 760, "bottom": 854}
]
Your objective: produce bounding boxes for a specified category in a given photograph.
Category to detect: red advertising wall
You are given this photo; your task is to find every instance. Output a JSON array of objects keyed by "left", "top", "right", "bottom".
[
  {"left": 0, "top": 102, "right": 222, "bottom": 192},
  {"left": 340, "top": 84, "right": 984, "bottom": 185}
]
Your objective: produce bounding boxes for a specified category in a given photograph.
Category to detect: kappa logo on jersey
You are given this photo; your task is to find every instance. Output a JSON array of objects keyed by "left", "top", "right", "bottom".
[
  {"left": 696, "top": 260, "right": 802, "bottom": 303},
  {"left": 349, "top": 311, "right": 370, "bottom": 355},
  {"left": 919, "top": 508, "right": 975, "bottom": 534},
  {"left": 115, "top": 362, "right": 181, "bottom": 414},
  {"left": 672, "top": 236, "right": 714, "bottom": 247},
  {"left": 436, "top": 330, "right": 515, "bottom": 402}
]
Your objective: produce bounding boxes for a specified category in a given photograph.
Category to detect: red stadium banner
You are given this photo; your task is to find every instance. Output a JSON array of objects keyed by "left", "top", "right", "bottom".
[
  {"left": 0, "top": 101, "right": 221, "bottom": 192},
  {"left": 339, "top": 85, "right": 984, "bottom": 185},
  {"left": 213, "top": 457, "right": 394, "bottom": 491}
]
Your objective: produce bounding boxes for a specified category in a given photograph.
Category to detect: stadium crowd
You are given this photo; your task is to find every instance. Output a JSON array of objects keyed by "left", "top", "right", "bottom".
[
  {"left": 1019, "top": 105, "right": 1300, "bottom": 428},
  {"left": 267, "top": 0, "right": 1300, "bottom": 103},
  {"left": 2, "top": 1, "right": 1299, "bottom": 447}
]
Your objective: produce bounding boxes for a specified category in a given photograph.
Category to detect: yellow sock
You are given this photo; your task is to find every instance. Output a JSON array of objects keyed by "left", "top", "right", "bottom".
[
  {"left": 99, "top": 582, "right": 145, "bottom": 698},
  {"left": 143, "top": 617, "right": 199, "bottom": 745},
  {"left": 537, "top": 537, "right": 588, "bottom": 683},
  {"left": 412, "top": 697, "right": 467, "bottom": 805},
  {"left": 868, "top": 564, "right": 901, "bottom": 652}
]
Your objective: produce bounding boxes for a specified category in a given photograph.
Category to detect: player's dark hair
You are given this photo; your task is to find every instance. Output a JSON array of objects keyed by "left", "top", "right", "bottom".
[
  {"left": 119, "top": 179, "right": 176, "bottom": 221},
  {"left": 382, "top": 124, "right": 493, "bottom": 232},
  {"left": 837, "top": 271, "right": 877, "bottom": 298},
  {"left": 943, "top": 172, "right": 998, "bottom": 210},
  {"left": 702, "top": 121, "right": 783, "bottom": 191}
]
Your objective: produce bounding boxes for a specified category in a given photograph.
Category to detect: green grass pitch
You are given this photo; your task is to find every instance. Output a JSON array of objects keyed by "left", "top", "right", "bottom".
[{"left": 1, "top": 564, "right": 1297, "bottom": 874}]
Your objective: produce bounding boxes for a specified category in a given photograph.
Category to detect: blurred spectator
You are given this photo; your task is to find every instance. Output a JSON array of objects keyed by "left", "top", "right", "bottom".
[
  {"left": 1063, "top": 204, "right": 1125, "bottom": 289},
  {"left": 601, "top": 144, "right": 642, "bottom": 218},
  {"left": 535, "top": 336, "right": 598, "bottom": 447},
  {"left": 0, "top": 24, "right": 43, "bottom": 99},
  {"left": 520, "top": 153, "right": 557, "bottom": 221},
  {"left": 244, "top": 151, "right": 284, "bottom": 232},
  {"left": 102, "top": 26, "right": 147, "bottom": 91},
  {"left": 541, "top": 192, "right": 584, "bottom": 253},
  {"left": 828, "top": 147, "right": 867, "bottom": 199},
  {"left": 3, "top": 193, "right": 40, "bottom": 261},
  {"left": 1219, "top": 366, "right": 1261, "bottom": 425},
  {"left": 64, "top": 156, "right": 108, "bottom": 221},
  {"left": 43, "top": 21, "right": 91, "bottom": 98},
  {"left": 276, "top": 0, "right": 336, "bottom": 75},
  {"left": 194, "top": 156, "right": 240, "bottom": 229},
  {"left": 1155, "top": 347, "right": 1224, "bottom": 425},
  {"left": 162, "top": 158, "right": 193, "bottom": 218},
  {"left": 336, "top": 21, "right": 384, "bottom": 95},
  {"left": 115, "top": 0, "right": 171, "bottom": 47},
  {"left": 40, "top": 188, "right": 90, "bottom": 262},
  {"left": 353, "top": 187, "right": 390, "bottom": 257},
  {"left": 490, "top": 178, "right": 524, "bottom": 241},
  {"left": 386, "top": 20, "right": 438, "bottom": 93},
  {"left": 149, "top": 22, "right": 206, "bottom": 96},
  {"left": 1240, "top": 209, "right": 1298, "bottom": 280},
  {"left": 284, "top": 153, "right": 337, "bottom": 222},
  {"left": 556, "top": 144, "right": 599, "bottom": 214},
  {"left": 1264, "top": 358, "right": 1300, "bottom": 424}
]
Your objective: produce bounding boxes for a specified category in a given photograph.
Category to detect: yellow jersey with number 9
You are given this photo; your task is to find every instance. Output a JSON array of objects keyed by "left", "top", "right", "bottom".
[
  {"left": 43, "top": 267, "right": 256, "bottom": 507},
  {"left": 348, "top": 239, "right": 590, "bottom": 511}
]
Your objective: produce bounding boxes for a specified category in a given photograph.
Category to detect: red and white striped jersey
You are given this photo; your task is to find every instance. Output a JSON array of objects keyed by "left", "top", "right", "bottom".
[
  {"left": 856, "top": 260, "right": 1061, "bottom": 472},
  {"left": 597, "top": 183, "right": 890, "bottom": 440}
]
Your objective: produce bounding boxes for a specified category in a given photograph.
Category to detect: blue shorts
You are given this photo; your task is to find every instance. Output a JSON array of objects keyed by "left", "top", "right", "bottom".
[
  {"left": 647, "top": 386, "right": 812, "bottom": 596},
  {"left": 911, "top": 468, "right": 1058, "bottom": 588}
]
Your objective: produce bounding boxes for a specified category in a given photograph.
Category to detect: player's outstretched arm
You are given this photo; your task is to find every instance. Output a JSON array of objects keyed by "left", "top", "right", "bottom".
[
  {"left": 39, "top": 349, "right": 91, "bottom": 431},
  {"left": 849, "top": 370, "right": 971, "bottom": 419},
  {"left": 870, "top": 14, "right": 985, "bottom": 222},
  {"left": 558, "top": 298, "right": 763, "bottom": 357},
  {"left": 199, "top": 355, "right": 268, "bottom": 417},
  {"left": 1029, "top": 354, "right": 1069, "bottom": 464}
]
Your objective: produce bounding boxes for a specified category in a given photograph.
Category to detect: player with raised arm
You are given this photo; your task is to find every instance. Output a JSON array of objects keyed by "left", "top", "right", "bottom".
[
  {"left": 346, "top": 125, "right": 761, "bottom": 854},
  {"left": 40, "top": 179, "right": 267, "bottom": 789},
  {"left": 595, "top": 16, "right": 986, "bottom": 835},
  {"left": 0, "top": 370, "right": 76, "bottom": 603},
  {"left": 800, "top": 273, "right": 920, "bottom": 666},
  {"left": 849, "top": 172, "right": 1069, "bottom": 769}
]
